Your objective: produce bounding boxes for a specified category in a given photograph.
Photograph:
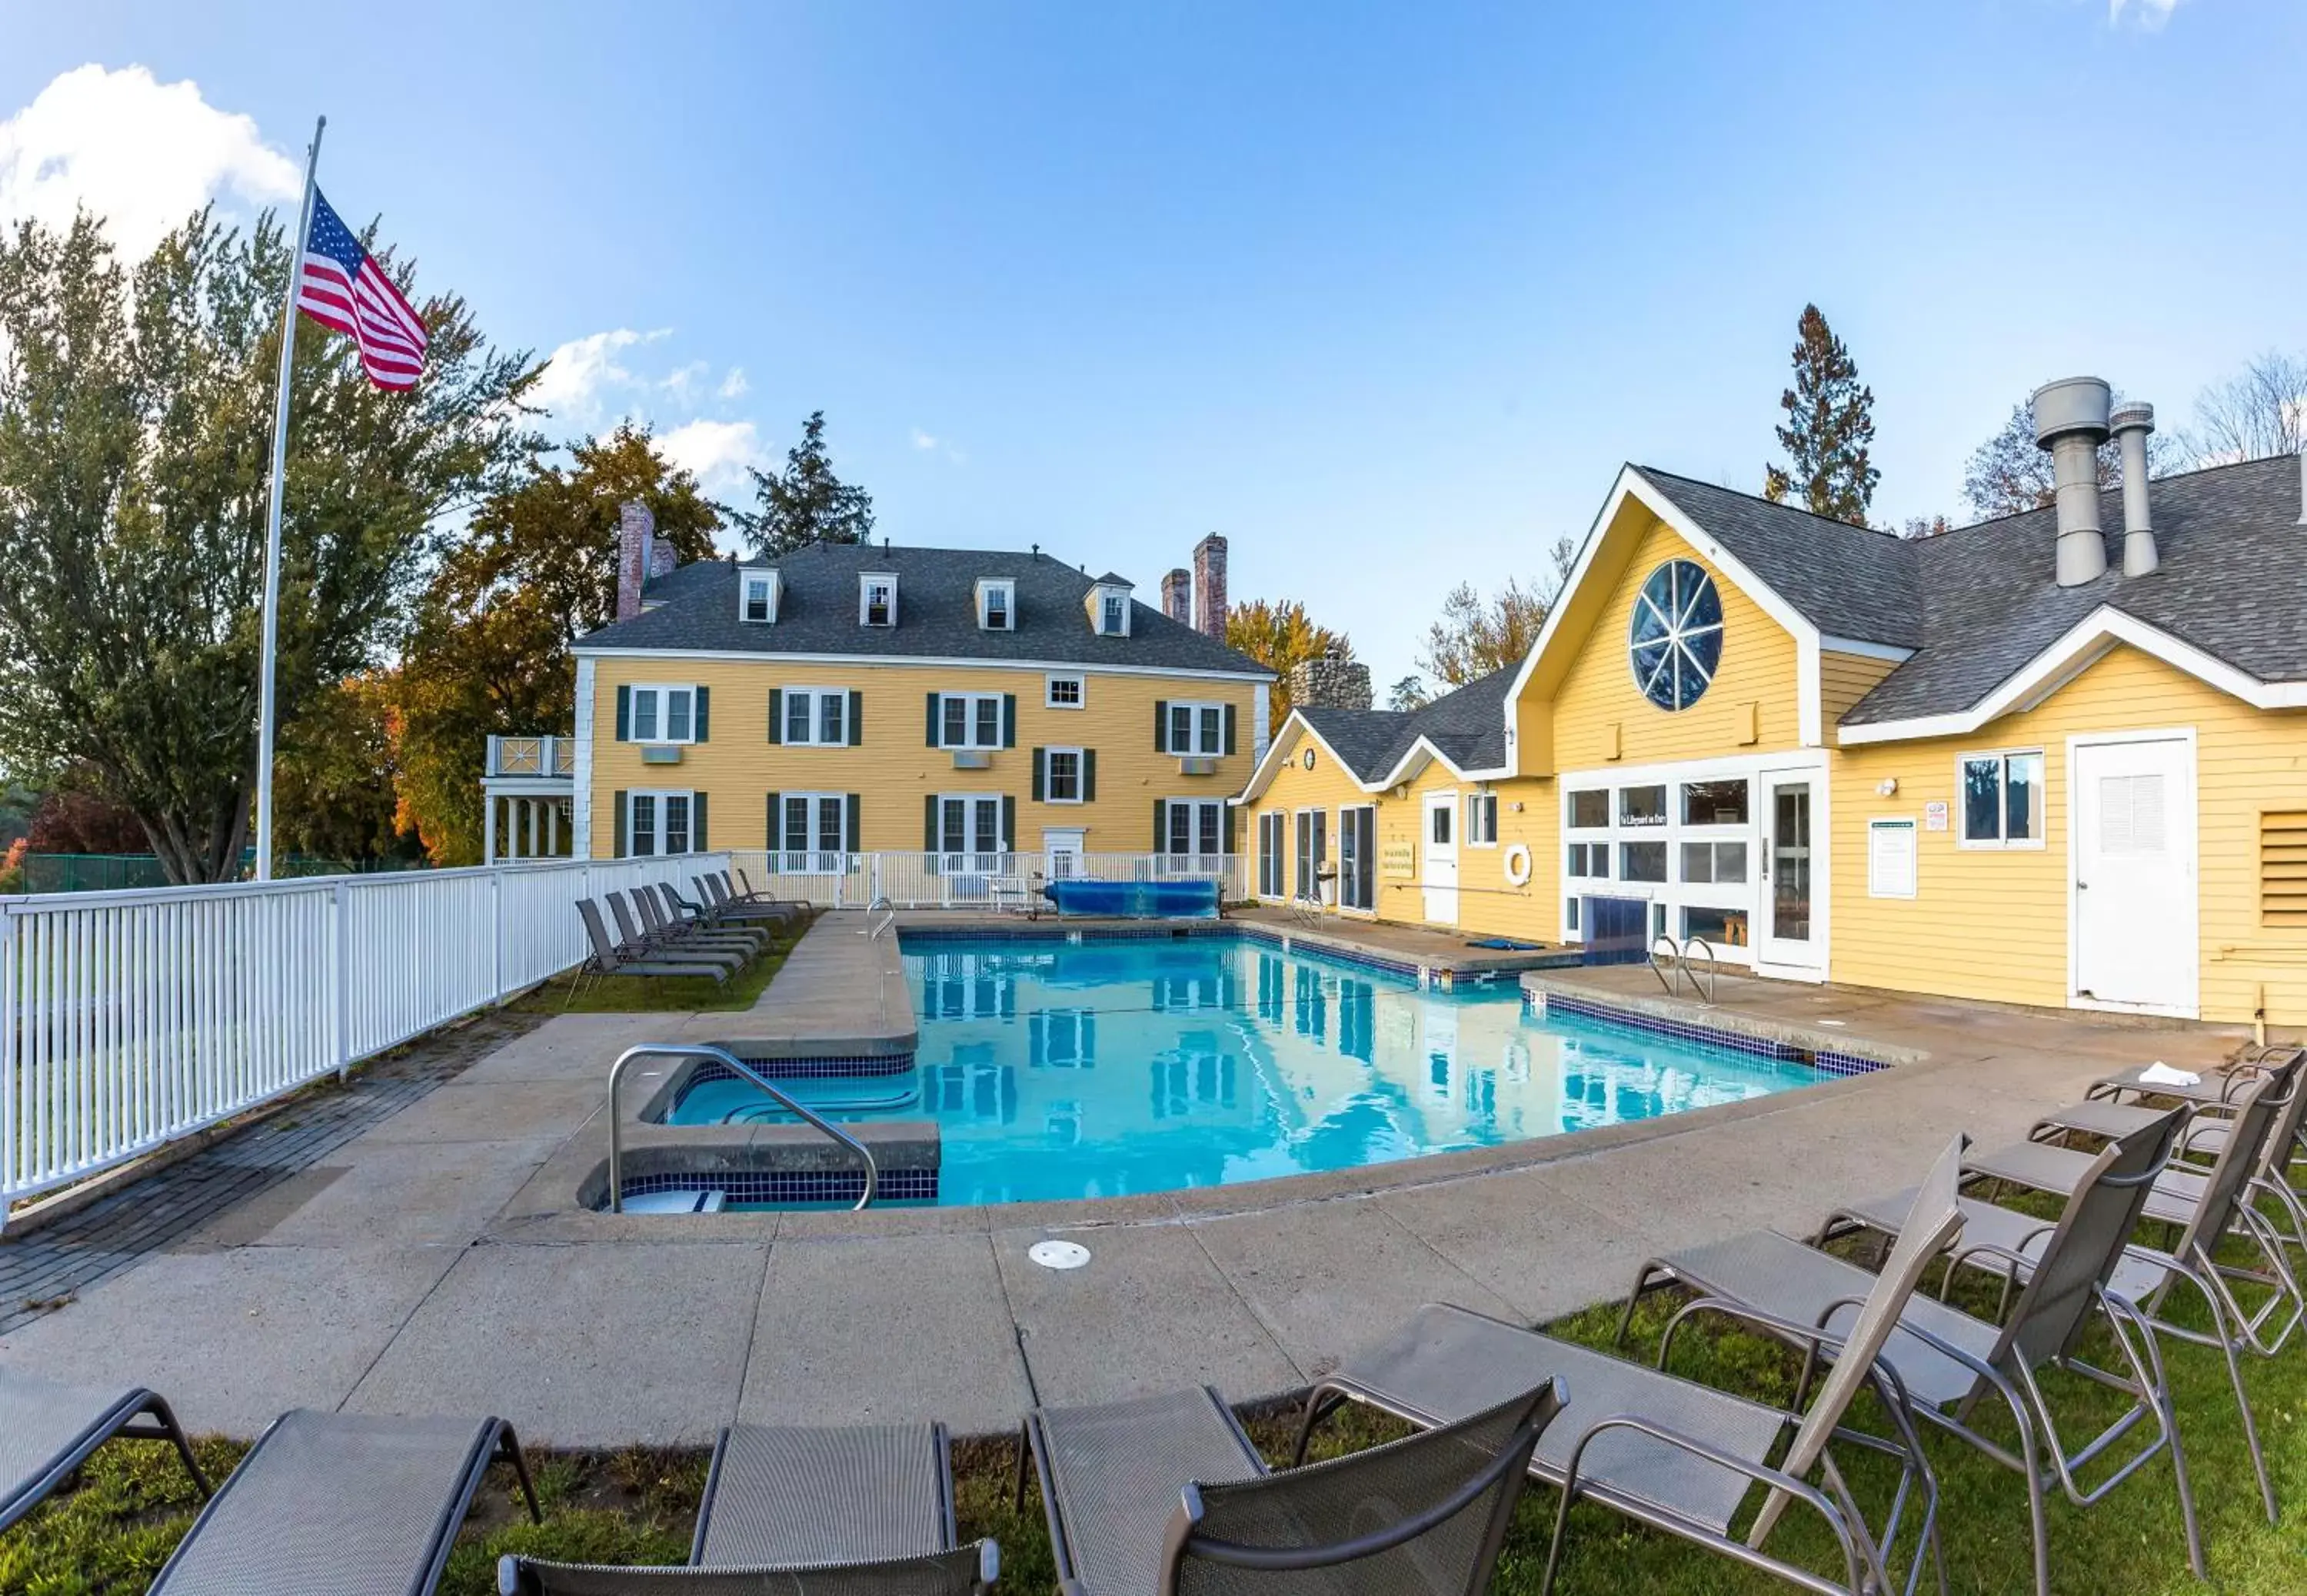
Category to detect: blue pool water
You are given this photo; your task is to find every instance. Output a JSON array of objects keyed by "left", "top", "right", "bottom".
[{"left": 667, "top": 935, "right": 1826, "bottom": 1205}]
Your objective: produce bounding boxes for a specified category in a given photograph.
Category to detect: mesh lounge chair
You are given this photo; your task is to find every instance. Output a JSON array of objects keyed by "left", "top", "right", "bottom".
[
  {"left": 500, "top": 1421, "right": 998, "bottom": 1594},
  {"left": 714, "top": 870, "right": 809, "bottom": 923},
  {"left": 697, "top": 873, "right": 801, "bottom": 927},
  {"left": 570, "top": 899, "right": 730, "bottom": 1002},
  {"left": 621, "top": 889, "right": 753, "bottom": 969},
  {"left": 148, "top": 1408, "right": 538, "bottom": 1594},
  {"left": 659, "top": 882, "right": 772, "bottom": 950},
  {"left": 1, "top": 1368, "right": 211, "bottom": 1533},
  {"left": 2047, "top": 1045, "right": 2307, "bottom": 1171},
  {"left": 1023, "top": 1382, "right": 1560, "bottom": 1596},
  {"left": 1618, "top": 1110, "right": 2192, "bottom": 1596},
  {"left": 731, "top": 868, "right": 810, "bottom": 916},
  {"left": 1300, "top": 1136, "right": 1969, "bottom": 1596},
  {"left": 1826, "top": 1076, "right": 2294, "bottom": 1529},
  {"left": 2083, "top": 1042, "right": 2307, "bottom": 1123}
]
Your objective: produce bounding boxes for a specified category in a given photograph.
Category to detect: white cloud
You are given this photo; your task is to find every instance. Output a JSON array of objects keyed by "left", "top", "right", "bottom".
[
  {"left": 529, "top": 326, "right": 668, "bottom": 422},
  {"left": 0, "top": 65, "right": 300, "bottom": 263},
  {"left": 2108, "top": 0, "right": 2182, "bottom": 28},
  {"left": 717, "top": 367, "right": 749, "bottom": 400},
  {"left": 661, "top": 359, "right": 711, "bottom": 399},
  {"left": 910, "top": 428, "right": 940, "bottom": 451},
  {"left": 659, "top": 418, "right": 763, "bottom": 495},
  {"left": 911, "top": 427, "right": 967, "bottom": 465}
]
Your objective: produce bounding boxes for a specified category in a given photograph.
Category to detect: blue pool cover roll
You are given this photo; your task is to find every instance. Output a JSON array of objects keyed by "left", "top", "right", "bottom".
[{"left": 1040, "top": 879, "right": 1221, "bottom": 919}]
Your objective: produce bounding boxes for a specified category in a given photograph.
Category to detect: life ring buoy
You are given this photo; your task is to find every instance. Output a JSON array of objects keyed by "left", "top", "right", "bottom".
[{"left": 1503, "top": 842, "right": 1533, "bottom": 887}]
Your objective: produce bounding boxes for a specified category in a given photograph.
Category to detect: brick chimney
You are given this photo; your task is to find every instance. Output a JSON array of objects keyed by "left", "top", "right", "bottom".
[
  {"left": 615, "top": 500, "right": 654, "bottom": 620},
  {"left": 1160, "top": 567, "right": 1193, "bottom": 624},
  {"left": 1287, "top": 650, "right": 1373, "bottom": 711},
  {"left": 1191, "top": 534, "right": 1227, "bottom": 640}
]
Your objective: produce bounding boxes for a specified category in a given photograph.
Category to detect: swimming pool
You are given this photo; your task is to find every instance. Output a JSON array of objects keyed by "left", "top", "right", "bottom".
[{"left": 660, "top": 933, "right": 1829, "bottom": 1206}]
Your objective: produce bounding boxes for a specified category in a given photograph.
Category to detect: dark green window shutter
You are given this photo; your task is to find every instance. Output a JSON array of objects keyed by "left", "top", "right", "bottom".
[
  {"left": 1223, "top": 703, "right": 1237, "bottom": 756},
  {"left": 1154, "top": 700, "right": 1169, "bottom": 753},
  {"left": 1030, "top": 748, "right": 1046, "bottom": 803},
  {"left": 614, "top": 685, "right": 631, "bottom": 741},
  {"left": 767, "top": 688, "right": 783, "bottom": 744},
  {"left": 1153, "top": 798, "right": 1168, "bottom": 854},
  {"left": 1083, "top": 749, "right": 1097, "bottom": 802},
  {"left": 926, "top": 693, "right": 941, "bottom": 747},
  {"left": 694, "top": 686, "right": 711, "bottom": 742},
  {"left": 692, "top": 791, "right": 708, "bottom": 850},
  {"left": 1223, "top": 803, "right": 1238, "bottom": 853},
  {"left": 924, "top": 794, "right": 939, "bottom": 850},
  {"left": 1001, "top": 693, "right": 1017, "bottom": 748},
  {"left": 845, "top": 793, "right": 861, "bottom": 851},
  {"left": 1001, "top": 795, "right": 1016, "bottom": 851},
  {"left": 848, "top": 690, "right": 864, "bottom": 746},
  {"left": 612, "top": 790, "right": 628, "bottom": 856},
  {"left": 765, "top": 791, "right": 781, "bottom": 850}
]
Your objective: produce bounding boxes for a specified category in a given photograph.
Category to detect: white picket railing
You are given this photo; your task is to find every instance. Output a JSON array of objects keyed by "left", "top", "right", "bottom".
[
  {"left": 727, "top": 850, "right": 1248, "bottom": 910},
  {"left": 0, "top": 851, "right": 727, "bottom": 1223}
]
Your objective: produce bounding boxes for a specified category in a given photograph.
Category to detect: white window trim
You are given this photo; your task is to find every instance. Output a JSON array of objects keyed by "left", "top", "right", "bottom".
[
  {"left": 1464, "top": 791, "right": 1500, "bottom": 848},
  {"left": 934, "top": 792, "right": 1007, "bottom": 859},
  {"left": 774, "top": 790, "right": 851, "bottom": 869},
  {"left": 780, "top": 686, "right": 849, "bottom": 747},
  {"left": 1043, "top": 746, "right": 1087, "bottom": 805},
  {"left": 1256, "top": 810, "right": 1287, "bottom": 899},
  {"left": 628, "top": 683, "right": 698, "bottom": 746},
  {"left": 1045, "top": 672, "right": 1086, "bottom": 710},
  {"left": 1165, "top": 699, "right": 1227, "bottom": 756},
  {"left": 1955, "top": 747, "right": 2049, "bottom": 851},
  {"left": 1091, "top": 584, "right": 1132, "bottom": 637},
  {"left": 1167, "top": 797, "right": 1226, "bottom": 860},
  {"left": 627, "top": 788, "right": 697, "bottom": 856},
  {"left": 977, "top": 578, "right": 1016, "bottom": 631},
  {"left": 937, "top": 690, "right": 1007, "bottom": 751},
  {"left": 1337, "top": 802, "right": 1379, "bottom": 913},
  {"left": 738, "top": 568, "right": 778, "bottom": 624},
  {"left": 860, "top": 572, "right": 898, "bottom": 627}
]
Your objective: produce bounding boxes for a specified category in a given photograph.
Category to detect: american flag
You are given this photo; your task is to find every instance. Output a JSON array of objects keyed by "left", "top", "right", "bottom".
[{"left": 295, "top": 189, "right": 428, "bottom": 391}]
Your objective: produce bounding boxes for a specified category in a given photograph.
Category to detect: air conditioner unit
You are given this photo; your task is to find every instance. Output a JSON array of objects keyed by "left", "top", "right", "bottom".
[
  {"left": 1178, "top": 756, "right": 1218, "bottom": 776},
  {"left": 950, "top": 749, "right": 993, "bottom": 770},
  {"left": 640, "top": 745, "right": 684, "bottom": 766}
]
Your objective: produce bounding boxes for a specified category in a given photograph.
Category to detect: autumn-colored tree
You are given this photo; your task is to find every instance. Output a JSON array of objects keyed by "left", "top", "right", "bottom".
[
  {"left": 394, "top": 426, "right": 721, "bottom": 861},
  {"left": 24, "top": 768, "right": 149, "bottom": 854},
  {"left": 1418, "top": 577, "right": 1549, "bottom": 689},
  {"left": 1763, "top": 304, "right": 1879, "bottom": 525},
  {"left": 272, "top": 671, "right": 417, "bottom": 864},
  {"left": 1223, "top": 600, "right": 1353, "bottom": 717}
]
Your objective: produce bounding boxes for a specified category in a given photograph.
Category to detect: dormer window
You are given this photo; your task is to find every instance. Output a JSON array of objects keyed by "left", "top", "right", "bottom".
[
  {"left": 1087, "top": 577, "right": 1133, "bottom": 637},
  {"left": 977, "top": 578, "right": 1015, "bottom": 631},
  {"left": 738, "top": 567, "right": 778, "bottom": 624},
  {"left": 860, "top": 573, "right": 897, "bottom": 627}
]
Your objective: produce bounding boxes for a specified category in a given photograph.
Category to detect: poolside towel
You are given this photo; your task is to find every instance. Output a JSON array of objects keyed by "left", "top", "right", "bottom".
[{"left": 2136, "top": 1062, "right": 2202, "bottom": 1088}]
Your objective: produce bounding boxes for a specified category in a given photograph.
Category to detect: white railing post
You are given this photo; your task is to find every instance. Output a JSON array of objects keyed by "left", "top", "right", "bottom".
[
  {"left": 331, "top": 877, "right": 351, "bottom": 1082},
  {"left": 490, "top": 866, "right": 504, "bottom": 1002},
  {"left": 1, "top": 903, "right": 15, "bottom": 1234}
]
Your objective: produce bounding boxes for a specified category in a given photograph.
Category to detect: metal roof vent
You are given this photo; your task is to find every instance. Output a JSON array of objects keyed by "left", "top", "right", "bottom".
[
  {"left": 2032, "top": 377, "right": 2112, "bottom": 587},
  {"left": 2109, "top": 401, "right": 2158, "bottom": 577}
]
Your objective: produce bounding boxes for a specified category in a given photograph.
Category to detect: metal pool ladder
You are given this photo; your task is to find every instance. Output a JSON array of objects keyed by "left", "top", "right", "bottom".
[
  {"left": 1650, "top": 935, "right": 1719, "bottom": 1006},
  {"left": 864, "top": 895, "right": 897, "bottom": 939},
  {"left": 606, "top": 1042, "right": 880, "bottom": 1213}
]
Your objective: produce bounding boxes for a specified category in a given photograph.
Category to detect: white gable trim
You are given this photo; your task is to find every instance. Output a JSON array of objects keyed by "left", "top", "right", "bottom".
[
  {"left": 1837, "top": 606, "right": 2307, "bottom": 746},
  {"left": 1232, "top": 711, "right": 1389, "bottom": 804}
]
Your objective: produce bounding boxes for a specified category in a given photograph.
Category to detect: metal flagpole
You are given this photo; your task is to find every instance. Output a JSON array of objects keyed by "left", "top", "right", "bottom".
[{"left": 253, "top": 115, "right": 325, "bottom": 882}]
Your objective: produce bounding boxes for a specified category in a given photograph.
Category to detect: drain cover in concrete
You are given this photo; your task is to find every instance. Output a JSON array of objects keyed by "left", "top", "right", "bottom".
[{"left": 1028, "top": 1239, "right": 1091, "bottom": 1270}]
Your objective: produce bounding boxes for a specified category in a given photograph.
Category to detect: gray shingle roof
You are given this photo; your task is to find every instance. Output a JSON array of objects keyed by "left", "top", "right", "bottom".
[
  {"left": 1297, "top": 659, "right": 1522, "bottom": 783},
  {"left": 1633, "top": 455, "right": 2307, "bottom": 726},
  {"left": 575, "top": 542, "right": 1270, "bottom": 677}
]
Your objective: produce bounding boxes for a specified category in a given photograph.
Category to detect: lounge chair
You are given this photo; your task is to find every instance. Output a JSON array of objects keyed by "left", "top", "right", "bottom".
[
  {"left": 659, "top": 882, "right": 772, "bottom": 950},
  {"left": 1299, "top": 1136, "right": 1968, "bottom": 1596},
  {"left": 570, "top": 899, "right": 730, "bottom": 1002},
  {"left": 1024, "top": 1381, "right": 1559, "bottom": 1596},
  {"left": 1826, "top": 1076, "right": 2294, "bottom": 1529},
  {"left": 500, "top": 1420, "right": 998, "bottom": 1594},
  {"left": 732, "top": 868, "right": 810, "bottom": 918},
  {"left": 148, "top": 1409, "right": 537, "bottom": 1594},
  {"left": 622, "top": 889, "right": 753, "bottom": 969},
  {"left": 1617, "top": 1109, "right": 2192, "bottom": 1596},
  {"left": 699, "top": 872, "right": 804, "bottom": 926},
  {"left": 2049, "top": 1043, "right": 2306, "bottom": 1169},
  {"left": 1, "top": 1368, "right": 211, "bottom": 1533}
]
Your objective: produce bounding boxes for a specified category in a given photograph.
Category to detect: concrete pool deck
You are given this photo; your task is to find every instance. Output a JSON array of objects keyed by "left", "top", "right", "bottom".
[{"left": 0, "top": 909, "right": 2262, "bottom": 1447}]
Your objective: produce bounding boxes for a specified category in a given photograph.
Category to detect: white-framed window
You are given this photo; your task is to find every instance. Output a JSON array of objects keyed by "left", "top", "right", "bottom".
[
  {"left": 1046, "top": 673, "right": 1085, "bottom": 710},
  {"left": 1044, "top": 747, "right": 1086, "bottom": 804},
  {"left": 977, "top": 578, "right": 1014, "bottom": 630},
  {"left": 1958, "top": 750, "right": 2046, "bottom": 848},
  {"left": 1164, "top": 700, "right": 1226, "bottom": 756},
  {"left": 934, "top": 792, "right": 1007, "bottom": 866},
  {"left": 1565, "top": 842, "right": 1610, "bottom": 879},
  {"left": 781, "top": 687, "right": 851, "bottom": 746},
  {"left": 860, "top": 573, "right": 897, "bottom": 627},
  {"left": 937, "top": 691, "right": 1007, "bottom": 750},
  {"left": 1466, "top": 792, "right": 1499, "bottom": 846},
  {"left": 627, "top": 790, "right": 695, "bottom": 856},
  {"left": 1257, "top": 811, "right": 1287, "bottom": 896},
  {"left": 1089, "top": 581, "right": 1132, "bottom": 637},
  {"left": 739, "top": 569, "right": 777, "bottom": 623},
  {"left": 1619, "top": 784, "right": 1668, "bottom": 827},
  {"left": 1679, "top": 840, "right": 1749, "bottom": 884},
  {"left": 1567, "top": 789, "right": 1610, "bottom": 830},
  {"left": 1167, "top": 798, "right": 1225, "bottom": 860},
  {"left": 628, "top": 684, "right": 697, "bottom": 744},
  {"left": 1558, "top": 764, "right": 1774, "bottom": 956},
  {"left": 777, "top": 791, "right": 851, "bottom": 872},
  {"left": 1619, "top": 840, "right": 1668, "bottom": 882}
]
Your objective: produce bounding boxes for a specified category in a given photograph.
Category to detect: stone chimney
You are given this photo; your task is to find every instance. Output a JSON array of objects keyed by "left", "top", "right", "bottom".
[
  {"left": 1191, "top": 534, "right": 1228, "bottom": 640},
  {"left": 1160, "top": 567, "right": 1193, "bottom": 625},
  {"left": 1287, "top": 650, "right": 1373, "bottom": 711},
  {"left": 615, "top": 500, "right": 655, "bottom": 620}
]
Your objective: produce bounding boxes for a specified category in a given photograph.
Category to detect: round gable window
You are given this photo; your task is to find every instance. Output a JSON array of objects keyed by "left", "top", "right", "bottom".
[{"left": 1628, "top": 560, "right": 1723, "bottom": 711}]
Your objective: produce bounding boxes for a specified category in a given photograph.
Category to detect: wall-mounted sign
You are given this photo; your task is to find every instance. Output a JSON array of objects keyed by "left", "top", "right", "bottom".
[
  {"left": 1380, "top": 842, "right": 1416, "bottom": 879},
  {"left": 1869, "top": 818, "right": 1918, "bottom": 899},
  {"left": 1924, "top": 800, "right": 1949, "bottom": 833}
]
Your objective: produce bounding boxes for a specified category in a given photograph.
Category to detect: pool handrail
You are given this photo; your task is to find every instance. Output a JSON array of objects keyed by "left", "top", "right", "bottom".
[{"left": 606, "top": 1042, "right": 880, "bottom": 1213}]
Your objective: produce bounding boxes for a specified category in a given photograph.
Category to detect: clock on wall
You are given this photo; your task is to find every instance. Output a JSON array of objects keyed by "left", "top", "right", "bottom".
[{"left": 1629, "top": 559, "right": 1723, "bottom": 711}]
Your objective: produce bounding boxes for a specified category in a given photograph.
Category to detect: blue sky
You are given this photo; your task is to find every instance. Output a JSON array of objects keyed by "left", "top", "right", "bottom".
[{"left": 2, "top": 1, "right": 2299, "bottom": 687}]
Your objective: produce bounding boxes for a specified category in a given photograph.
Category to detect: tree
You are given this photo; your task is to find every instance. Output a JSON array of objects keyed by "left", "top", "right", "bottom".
[
  {"left": 1224, "top": 600, "right": 1353, "bottom": 717},
  {"left": 734, "top": 411, "right": 874, "bottom": 557},
  {"left": 1900, "top": 514, "right": 1954, "bottom": 540},
  {"left": 1418, "top": 577, "right": 1549, "bottom": 689},
  {"left": 1387, "top": 674, "right": 1430, "bottom": 712},
  {"left": 2179, "top": 351, "right": 2307, "bottom": 466},
  {"left": 394, "top": 426, "right": 721, "bottom": 862},
  {"left": 1960, "top": 393, "right": 2175, "bottom": 521},
  {"left": 0, "top": 208, "right": 535, "bottom": 882},
  {"left": 272, "top": 671, "right": 418, "bottom": 865},
  {"left": 1762, "top": 304, "right": 1879, "bottom": 524}
]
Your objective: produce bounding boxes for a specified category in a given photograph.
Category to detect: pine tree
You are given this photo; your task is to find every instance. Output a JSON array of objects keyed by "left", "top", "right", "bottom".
[
  {"left": 1762, "top": 304, "right": 1879, "bottom": 525},
  {"left": 735, "top": 411, "right": 875, "bottom": 557}
]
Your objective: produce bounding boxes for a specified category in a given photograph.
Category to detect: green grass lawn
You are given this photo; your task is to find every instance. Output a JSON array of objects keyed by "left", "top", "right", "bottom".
[
  {"left": 8, "top": 1175, "right": 2307, "bottom": 1592},
  {"left": 515, "top": 912, "right": 811, "bottom": 1014}
]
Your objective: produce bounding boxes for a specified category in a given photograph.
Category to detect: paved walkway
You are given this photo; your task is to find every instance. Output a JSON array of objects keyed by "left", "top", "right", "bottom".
[{"left": 0, "top": 913, "right": 2254, "bottom": 1445}]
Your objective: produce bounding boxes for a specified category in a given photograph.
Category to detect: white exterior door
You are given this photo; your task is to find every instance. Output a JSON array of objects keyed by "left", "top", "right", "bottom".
[
  {"left": 1042, "top": 828, "right": 1085, "bottom": 880},
  {"left": 1423, "top": 791, "right": 1460, "bottom": 924},
  {"left": 1756, "top": 773, "right": 1824, "bottom": 977},
  {"left": 2072, "top": 735, "right": 2198, "bottom": 1016}
]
